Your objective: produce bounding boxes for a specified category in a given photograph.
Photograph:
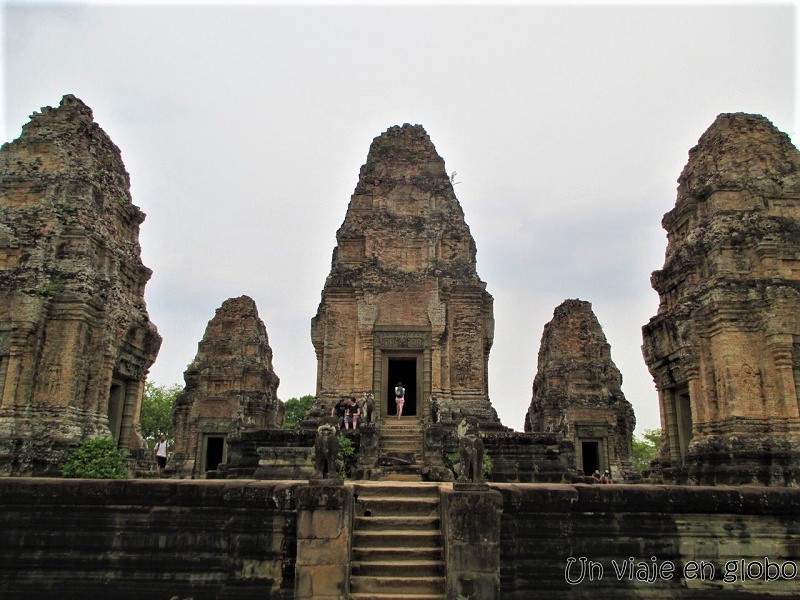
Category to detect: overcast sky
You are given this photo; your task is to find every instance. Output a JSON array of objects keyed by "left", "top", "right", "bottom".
[{"left": 3, "top": 1, "right": 797, "bottom": 434}]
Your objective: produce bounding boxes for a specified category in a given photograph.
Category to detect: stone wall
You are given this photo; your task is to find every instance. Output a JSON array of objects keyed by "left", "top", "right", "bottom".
[
  {"left": 0, "top": 95, "right": 161, "bottom": 476},
  {"left": 171, "top": 296, "right": 284, "bottom": 478},
  {"left": 496, "top": 483, "right": 800, "bottom": 598},
  {"left": 1, "top": 479, "right": 798, "bottom": 598},
  {"left": 0, "top": 478, "right": 302, "bottom": 599},
  {"left": 642, "top": 113, "right": 800, "bottom": 486},
  {"left": 423, "top": 423, "right": 576, "bottom": 483}
]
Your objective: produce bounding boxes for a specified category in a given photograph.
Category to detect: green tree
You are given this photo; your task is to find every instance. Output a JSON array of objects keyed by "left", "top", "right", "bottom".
[
  {"left": 62, "top": 437, "right": 129, "bottom": 479},
  {"left": 632, "top": 428, "right": 663, "bottom": 474},
  {"left": 284, "top": 394, "right": 315, "bottom": 428},
  {"left": 140, "top": 381, "right": 182, "bottom": 447}
]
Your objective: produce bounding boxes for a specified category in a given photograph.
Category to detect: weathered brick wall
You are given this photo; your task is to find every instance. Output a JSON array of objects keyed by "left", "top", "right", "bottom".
[
  {"left": 0, "top": 479, "right": 303, "bottom": 599},
  {"left": 2, "top": 479, "right": 798, "bottom": 598},
  {"left": 495, "top": 483, "right": 800, "bottom": 598}
]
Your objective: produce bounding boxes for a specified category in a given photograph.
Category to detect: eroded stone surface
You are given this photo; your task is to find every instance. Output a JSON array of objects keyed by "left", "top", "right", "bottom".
[
  {"left": 0, "top": 95, "right": 161, "bottom": 475},
  {"left": 642, "top": 113, "right": 800, "bottom": 486},
  {"left": 171, "top": 295, "right": 283, "bottom": 478},
  {"left": 526, "top": 299, "right": 637, "bottom": 481},
  {"left": 308, "top": 124, "right": 498, "bottom": 426}
]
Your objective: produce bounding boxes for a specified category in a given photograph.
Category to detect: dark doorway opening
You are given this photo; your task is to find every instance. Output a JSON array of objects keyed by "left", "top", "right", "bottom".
[
  {"left": 675, "top": 389, "right": 693, "bottom": 464},
  {"left": 387, "top": 358, "right": 416, "bottom": 417},
  {"left": 205, "top": 436, "right": 225, "bottom": 472},
  {"left": 108, "top": 382, "right": 125, "bottom": 444},
  {"left": 581, "top": 441, "right": 599, "bottom": 475}
]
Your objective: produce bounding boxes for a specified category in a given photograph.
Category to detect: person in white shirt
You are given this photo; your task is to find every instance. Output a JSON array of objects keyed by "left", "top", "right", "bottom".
[{"left": 153, "top": 433, "right": 168, "bottom": 476}]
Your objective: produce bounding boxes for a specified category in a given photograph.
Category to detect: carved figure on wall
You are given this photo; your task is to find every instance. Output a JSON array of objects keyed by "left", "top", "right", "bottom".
[
  {"left": 313, "top": 423, "right": 341, "bottom": 479},
  {"left": 457, "top": 417, "right": 484, "bottom": 483}
]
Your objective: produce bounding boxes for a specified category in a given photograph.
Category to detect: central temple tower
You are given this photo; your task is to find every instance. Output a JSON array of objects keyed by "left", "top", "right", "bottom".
[{"left": 309, "top": 124, "right": 498, "bottom": 424}]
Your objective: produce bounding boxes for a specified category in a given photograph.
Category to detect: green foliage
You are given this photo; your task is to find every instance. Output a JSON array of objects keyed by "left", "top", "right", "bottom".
[
  {"left": 482, "top": 452, "right": 494, "bottom": 479},
  {"left": 446, "top": 450, "right": 493, "bottom": 480},
  {"left": 62, "top": 437, "right": 129, "bottom": 479},
  {"left": 632, "top": 428, "right": 663, "bottom": 474},
  {"left": 140, "top": 381, "right": 182, "bottom": 447},
  {"left": 338, "top": 434, "right": 357, "bottom": 479},
  {"left": 283, "top": 395, "right": 315, "bottom": 429}
]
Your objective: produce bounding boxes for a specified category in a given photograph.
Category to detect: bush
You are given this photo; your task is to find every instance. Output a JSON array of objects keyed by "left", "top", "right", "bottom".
[
  {"left": 338, "top": 434, "right": 357, "bottom": 479},
  {"left": 62, "top": 437, "right": 129, "bottom": 479}
]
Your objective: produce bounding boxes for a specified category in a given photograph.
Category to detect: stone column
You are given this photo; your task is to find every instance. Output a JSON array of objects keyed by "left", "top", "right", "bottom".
[
  {"left": 295, "top": 480, "right": 353, "bottom": 600},
  {"left": 441, "top": 482, "right": 503, "bottom": 600}
]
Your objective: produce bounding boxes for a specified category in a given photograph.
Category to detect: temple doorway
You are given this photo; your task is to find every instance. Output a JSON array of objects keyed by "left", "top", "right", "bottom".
[
  {"left": 108, "top": 379, "right": 126, "bottom": 444},
  {"left": 386, "top": 357, "right": 417, "bottom": 417},
  {"left": 674, "top": 388, "right": 693, "bottom": 463},
  {"left": 581, "top": 441, "right": 599, "bottom": 475},
  {"left": 204, "top": 436, "right": 225, "bottom": 472}
]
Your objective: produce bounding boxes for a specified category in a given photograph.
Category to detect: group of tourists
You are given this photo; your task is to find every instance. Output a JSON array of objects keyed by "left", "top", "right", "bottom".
[
  {"left": 331, "top": 396, "right": 362, "bottom": 429},
  {"left": 330, "top": 381, "right": 407, "bottom": 428},
  {"left": 592, "top": 469, "right": 614, "bottom": 484}
]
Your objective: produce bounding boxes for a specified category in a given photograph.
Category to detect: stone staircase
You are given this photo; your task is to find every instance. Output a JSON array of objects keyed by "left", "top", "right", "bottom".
[
  {"left": 375, "top": 419, "right": 424, "bottom": 481},
  {"left": 350, "top": 482, "right": 446, "bottom": 600}
]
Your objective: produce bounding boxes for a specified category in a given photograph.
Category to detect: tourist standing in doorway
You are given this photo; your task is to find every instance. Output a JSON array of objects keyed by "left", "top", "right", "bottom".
[
  {"left": 154, "top": 433, "right": 168, "bottom": 477},
  {"left": 394, "top": 381, "right": 405, "bottom": 419}
]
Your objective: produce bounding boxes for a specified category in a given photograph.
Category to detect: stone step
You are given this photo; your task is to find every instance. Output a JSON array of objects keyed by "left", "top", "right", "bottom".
[
  {"left": 381, "top": 419, "right": 422, "bottom": 426},
  {"left": 379, "top": 428, "right": 423, "bottom": 434},
  {"left": 352, "top": 483, "right": 441, "bottom": 498},
  {"left": 355, "top": 496, "right": 439, "bottom": 517},
  {"left": 350, "top": 593, "right": 445, "bottom": 600},
  {"left": 379, "top": 433, "right": 422, "bottom": 442},
  {"left": 380, "top": 434, "right": 422, "bottom": 443},
  {"left": 351, "top": 560, "right": 444, "bottom": 578},
  {"left": 376, "top": 471, "right": 423, "bottom": 482},
  {"left": 350, "top": 575, "right": 446, "bottom": 595},
  {"left": 352, "top": 546, "right": 443, "bottom": 563},
  {"left": 353, "top": 530, "right": 442, "bottom": 548},
  {"left": 379, "top": 445, "right": 423, "bottom": 455},
  {"left": 379, "top": 435, "right": 422, "bottom": 443},
  {"left": 354, "top": 516, "right": 440, "bottom": 531}
]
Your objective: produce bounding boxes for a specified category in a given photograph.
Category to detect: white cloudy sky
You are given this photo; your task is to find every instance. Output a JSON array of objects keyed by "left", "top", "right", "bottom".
[{"left": 2, "top": 1, "right": 797, "bottom": 434}]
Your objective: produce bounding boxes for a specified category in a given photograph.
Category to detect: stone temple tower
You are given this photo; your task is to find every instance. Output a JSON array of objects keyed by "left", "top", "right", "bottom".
[
  {"left": 308, "top": 124, "right": 498, "bottom": 425},
  {"left": 642, "top": 113, "right": 800, "bottom": 486},
  {"left": 171, "top": 296, "right": 284, "bottom": 478},
  {"left": 525, "top": 299, "right": 637, "bottom": 481},
  {"left": 0, "top": 95, "right": 161, "bottom": 475}
]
